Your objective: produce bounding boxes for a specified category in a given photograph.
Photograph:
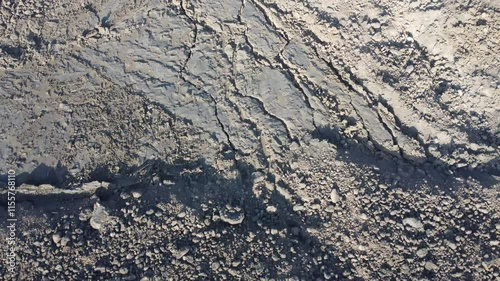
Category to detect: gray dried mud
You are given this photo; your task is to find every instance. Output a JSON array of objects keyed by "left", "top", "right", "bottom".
[{"left": 0, "top": 0, "right": 499, "bottom": 280}]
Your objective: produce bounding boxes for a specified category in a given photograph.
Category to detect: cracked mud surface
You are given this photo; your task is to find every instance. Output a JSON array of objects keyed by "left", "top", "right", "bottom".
[{"left": 0, "top": 0, "right": 499, "bottom": 280}]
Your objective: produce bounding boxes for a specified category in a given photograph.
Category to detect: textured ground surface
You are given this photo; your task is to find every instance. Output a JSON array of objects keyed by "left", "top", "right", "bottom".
[{"left": 0, "top": 0, "right": 499, "bottom": 280}]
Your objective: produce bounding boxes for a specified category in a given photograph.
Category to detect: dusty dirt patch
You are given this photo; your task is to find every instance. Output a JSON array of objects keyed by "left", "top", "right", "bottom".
[{"left": 0, "top": 0, "right": 498, "bottom": 280}]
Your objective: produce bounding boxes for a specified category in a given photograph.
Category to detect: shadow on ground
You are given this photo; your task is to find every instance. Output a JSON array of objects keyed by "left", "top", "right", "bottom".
[{"left": 0, "top": 157, "right": 356, "bottom": 280}]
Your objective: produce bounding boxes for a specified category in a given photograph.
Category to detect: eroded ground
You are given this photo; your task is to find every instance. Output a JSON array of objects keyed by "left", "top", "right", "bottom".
[{"left": 0, "top": 0, "right": 499, "bottom": 280}]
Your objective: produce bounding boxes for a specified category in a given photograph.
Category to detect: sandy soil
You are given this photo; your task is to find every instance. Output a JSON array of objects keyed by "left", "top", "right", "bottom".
[{"left": 0, "top": 0, "right": 498, "bottom": 280}]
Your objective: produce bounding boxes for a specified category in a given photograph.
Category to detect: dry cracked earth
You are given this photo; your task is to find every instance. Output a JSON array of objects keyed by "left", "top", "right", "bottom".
[{"left": 0, "top": 0, "right": 499, "bottom": 280}]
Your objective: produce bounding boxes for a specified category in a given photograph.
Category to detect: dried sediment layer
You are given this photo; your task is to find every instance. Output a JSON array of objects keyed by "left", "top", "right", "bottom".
[
  {"left": 0, "top": 0, "right": 499, "bottom": 280},
  {"left": 1, "top": 0, "right": 498, "bottom": 180},
  {"left": 251, "top": 0, "right": 500, "bottom": 170}
]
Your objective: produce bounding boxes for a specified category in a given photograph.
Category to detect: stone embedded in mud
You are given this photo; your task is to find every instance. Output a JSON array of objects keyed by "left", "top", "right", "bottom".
[
  {"left": 131, "top": 191, "right": 142, "bottom": 199},
  {"left": 266, "top": 205, "right": 277, "bottom": 213},
  {"left": 219, "top": 206, "right": 245, "bottom": 225},
  {"left": 403, "top": 217, "right": 424, "bottom": 230},
  {"left": 90, "top": 202, "right": 111, "bottom": 231}
]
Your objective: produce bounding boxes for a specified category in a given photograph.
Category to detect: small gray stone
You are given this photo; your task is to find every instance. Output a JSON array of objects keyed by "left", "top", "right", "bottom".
[
  {"left": 60, "top": 236, "right": 70, "bottom": 247},
  {"left": 403, "top": 217, "right": 424, "bottom": 230},
  {"left": 211, "top": 261, "right": 220, "bottom": 271},
  {"left": 58, "top": 103, "right": 72, "bottom": 113},
  {"left": 52, "top": 233, "right": 62, "bottom": 244},
  {"left": 183, "top": 255, "right": 194, "bottom": 264},
  {"left": 416, "top": 248, "right": 428, "bottom": 258},
  {"left": 330, "top": 189, "right": 341, "bottom": 203},
  {"left": 172, "top": 247, "right": 189, "bottom": 259},
  {"left": 266, "top": 205, "right": 277, "bottom": 213},
  {"left": 424, "top": 261, "right": 438, "bottom": 271},
  {"left": 119, "top": 267, "right": 129, "bottom": 275},
  {"left": 446, "top": 241, "right": 457, "bottom": 250},
  {"left": 370, "top": 21, "right": 381, "bottom": 29},
  {"left": 90, "top": 202, "right": 112, "bottom": 231}
]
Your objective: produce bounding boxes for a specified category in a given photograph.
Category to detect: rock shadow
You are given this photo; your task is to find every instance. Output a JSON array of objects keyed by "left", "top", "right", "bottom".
[{"left": 1, "top": 157, "right": 356, "bottom": 280}]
